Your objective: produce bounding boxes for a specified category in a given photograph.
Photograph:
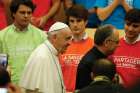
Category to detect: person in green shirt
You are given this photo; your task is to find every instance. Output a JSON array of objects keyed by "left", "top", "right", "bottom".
[{"left": 0, "top": 0, "right": 47, "bottom": 84}]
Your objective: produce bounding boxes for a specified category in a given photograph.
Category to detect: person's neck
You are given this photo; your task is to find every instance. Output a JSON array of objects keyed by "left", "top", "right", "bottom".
[
  {"left": 125, "top": 36, "right": 139, "bottom": 44},
  {"left": 73, "top": 32, "right": 86, "bottom": 42},
  {"left": 14, "top": 23, "right": 27, "bottom": 31}
]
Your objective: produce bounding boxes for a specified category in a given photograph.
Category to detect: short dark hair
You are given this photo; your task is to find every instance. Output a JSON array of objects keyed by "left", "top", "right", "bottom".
[
  {"left": 94, "top": 24, "right": 115, "bottom": 46},
  {"left": 66, "top": 4, "right": 88, "bottom": 21},
  {"left": 10, "top": 0, "right": 36, "bottom": 16},
  {"left": 125, "top": 8, "right": 140, "bottom": 23},
  {"left": 92, "top": 59, "right": 116, "bottom": 80},
  {"left": 0, "top": 65, "right": 11, "bottom": 87}
]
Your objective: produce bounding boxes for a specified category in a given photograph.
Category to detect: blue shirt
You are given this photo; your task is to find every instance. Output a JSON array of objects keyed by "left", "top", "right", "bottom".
[{"left": 95, "top": 0, "right": 140, "bottom": 29}]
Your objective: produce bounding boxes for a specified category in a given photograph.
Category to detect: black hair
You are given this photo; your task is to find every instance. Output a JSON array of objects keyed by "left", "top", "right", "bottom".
[
  {"left": 10, "top": 0, "right": 36, "bottom": 18},
  {"left": 66, "top": 4, "right": 89, "bottom": 21},
  {"left": 92, "top": 59, "right": 116, "bottom": 80},
  {"left": 94, "top": 24, "right": 115, "bottom": 46},
  {"left": 125, "top": 8, "right": 140, "bottom": 23}
]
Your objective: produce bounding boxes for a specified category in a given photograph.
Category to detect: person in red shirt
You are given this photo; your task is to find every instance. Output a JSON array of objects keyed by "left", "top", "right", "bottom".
[
  {"left": 111, "top": 8, "right": 140, "bottom": 88},
  {"left": 31, "top": 0, "right": 60, "bottom": 31},
  {"left": 0, "top": 0, "right": 12, "bottom": 30},
  {"left": 59, "top": 5, "right": 93, "bottom": 92}
]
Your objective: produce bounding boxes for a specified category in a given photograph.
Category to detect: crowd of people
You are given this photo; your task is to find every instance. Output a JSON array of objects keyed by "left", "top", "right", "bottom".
[{"left": 0, "top": 0, "right": 140, "bottom": 93}]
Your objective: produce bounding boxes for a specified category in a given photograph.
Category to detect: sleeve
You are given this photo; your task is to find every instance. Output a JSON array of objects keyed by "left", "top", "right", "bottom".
[
  {"left": 0, "top": 32, "right": 3, "bottom": 52},
  {"left": 19, "top": 47, "right": 45, "bottom": 89},
  {"left": 19, "top": 46, "right": 55, "bottom": 93},
  {"left": 40, "top": 31, "right": 47, "bottom": 41},
  {"left": 94, "top": 0, "right": 108, "bottom": 8},
  {"left": 133, "top": 0, "right": 140, "bottom": 9},
  {"left": 75, "top": 60, "right": 92, "bottom": 89}
]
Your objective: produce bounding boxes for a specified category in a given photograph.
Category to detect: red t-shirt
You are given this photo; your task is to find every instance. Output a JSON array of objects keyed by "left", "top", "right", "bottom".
[
  {"left": 111, "top": 38, "right": 140, "bottom": 88},
  {"left": 32, "top": 0, "right": 55, "bottom": 31},
  {"left": 0, "top": 2, "right": 7, "bottom": 30},
  {"left": 59, "top": 37, "right": 93, "bottom": 92}
]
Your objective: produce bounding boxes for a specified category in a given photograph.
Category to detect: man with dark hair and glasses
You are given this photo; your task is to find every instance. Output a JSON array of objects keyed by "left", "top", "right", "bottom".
[{"left": 76, "top": 24, "right": 119, "bottom": 90}]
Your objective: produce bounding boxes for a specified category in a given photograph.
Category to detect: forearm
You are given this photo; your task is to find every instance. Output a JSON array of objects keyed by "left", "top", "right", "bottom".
[
  {"left": 97, "top": 0, "right": 119, "bottom": 21},
  {"left": 3, "top": 0, "right": 13, "bottom": 25},
  {"left": 2, "top": 0, "right": 12, "bottom": 5},
  {"left": 44, "top": 0, "right": 60, "bottom": 21},
  {"left": 121, "top": 0, "right": 132, "bottom": 12},
  {"left": 63, "top": 0, "right": 73, "bottom": 9}
]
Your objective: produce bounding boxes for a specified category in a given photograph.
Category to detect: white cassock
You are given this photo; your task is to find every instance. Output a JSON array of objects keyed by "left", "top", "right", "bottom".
[{"left": 19, "top": 40, "right": 66, "bottom": 93}]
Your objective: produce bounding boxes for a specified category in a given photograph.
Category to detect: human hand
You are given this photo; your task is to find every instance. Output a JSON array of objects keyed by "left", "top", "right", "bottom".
[
  {"left": 31, "top": 16, "right": 48, "bottom": 29},
  {"left": 38, "top": 16, "right": 48, "bottom": 29},
  {"left": 8, "top": 83, "right": 22, "bottom": 93},
  {"left": 31, "top": 17, "right": 40, "bottom": 27}
]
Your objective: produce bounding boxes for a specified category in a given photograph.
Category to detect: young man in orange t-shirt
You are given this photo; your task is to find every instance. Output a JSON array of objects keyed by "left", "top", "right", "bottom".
[{"left": 59, "top": 5, "right": 93, "bottom": 92}]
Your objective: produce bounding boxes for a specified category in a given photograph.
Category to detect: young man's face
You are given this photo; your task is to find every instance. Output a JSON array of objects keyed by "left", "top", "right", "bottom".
[
  {"left": 13, "top": 4, "right": 32, "bottom": 28},
  {"left": 68, "top": 16, "right": 87, "bottom": 35},
  {"left": 125, "top": 21, "right": 140, "bottom": 39}
]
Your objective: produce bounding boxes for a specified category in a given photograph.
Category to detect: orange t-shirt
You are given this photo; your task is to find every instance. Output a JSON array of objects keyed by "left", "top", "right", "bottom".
[{"left": 59, "top": 37, "right": 93, "bottom": 92}]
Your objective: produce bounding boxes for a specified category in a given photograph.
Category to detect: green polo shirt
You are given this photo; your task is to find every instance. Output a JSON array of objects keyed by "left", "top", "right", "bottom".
[{"left": 0, "top": 24, "right": 47, "bottom": 84}]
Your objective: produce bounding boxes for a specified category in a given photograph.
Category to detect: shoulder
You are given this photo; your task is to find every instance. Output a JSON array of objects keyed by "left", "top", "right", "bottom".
[
  {"left": 29, "top": 24, "right": 44, "bottom": 33},
  {"left": 31, "top": 42, "right": 49, "bottom": 56},
  {"left": 0, "top": 25, "right": 13, "bottom": 32},
  {"left": 81, "top": 47, "right": 97, "bottom": 61},
  {"left": 78, "top": 47, "right": 96, "bottom": 68},
  {"left": 28, "top": 24, "right": 47, "bottom": 38},
  {"left": 0, "top": 25, "right": 13, "bottom": 38}
]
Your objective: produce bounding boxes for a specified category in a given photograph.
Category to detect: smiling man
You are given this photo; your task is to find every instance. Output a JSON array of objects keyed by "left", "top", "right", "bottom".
[{"left": 111, "top": 8, "right": 140, "bottom": 88}]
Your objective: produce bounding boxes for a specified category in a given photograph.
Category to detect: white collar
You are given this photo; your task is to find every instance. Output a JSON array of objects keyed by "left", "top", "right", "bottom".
[
  {"left": 72, "top": 33, "right": 88, "bottom": 41},
  {"left": 124, "top": 34, "right": 140, "bottom": 44}
]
